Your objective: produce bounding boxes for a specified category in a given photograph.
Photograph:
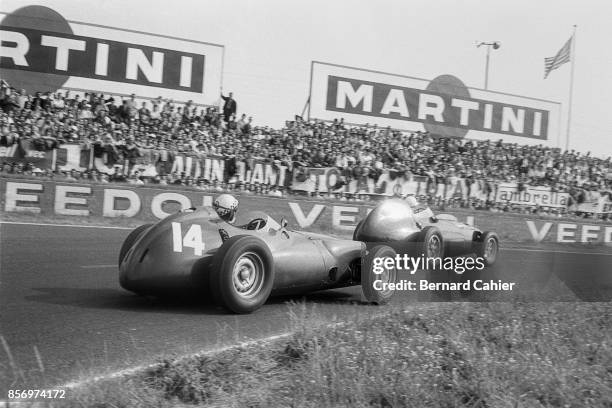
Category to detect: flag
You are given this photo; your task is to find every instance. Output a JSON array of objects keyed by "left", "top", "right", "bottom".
[{"left": 544, "top": 36, "right": 572, "bottom": 79}]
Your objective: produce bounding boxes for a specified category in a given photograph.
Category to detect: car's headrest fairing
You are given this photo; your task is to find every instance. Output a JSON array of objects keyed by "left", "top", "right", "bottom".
[{"left": 355, "top": 198, "right": 420, "bottom": 242}]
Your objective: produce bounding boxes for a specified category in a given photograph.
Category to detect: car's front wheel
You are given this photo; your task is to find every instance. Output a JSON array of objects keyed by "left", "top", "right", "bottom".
[
  {"left": 210, "top": 235, "right": 274, "bottom": 313},
  {"left": 417, "top": 226, "right": 445, "bottom": 260}
]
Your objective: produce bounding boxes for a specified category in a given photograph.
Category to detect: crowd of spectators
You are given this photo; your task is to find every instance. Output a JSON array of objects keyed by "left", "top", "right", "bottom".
[{"left": 1, "top": 80, "right": 611, "bottom": 218}]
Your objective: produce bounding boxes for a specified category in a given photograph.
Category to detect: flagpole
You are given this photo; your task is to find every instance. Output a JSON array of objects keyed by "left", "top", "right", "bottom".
[{"left": 565, "top": 25, "right": 577, "bottom": 151}]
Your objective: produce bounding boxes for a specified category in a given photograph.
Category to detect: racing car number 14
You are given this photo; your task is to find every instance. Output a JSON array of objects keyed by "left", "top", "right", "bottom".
[{"left": 171, "top": 222, "right": 205, "bottom": 256}]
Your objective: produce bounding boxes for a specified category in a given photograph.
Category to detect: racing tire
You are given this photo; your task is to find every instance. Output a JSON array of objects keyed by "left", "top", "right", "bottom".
[
  {"left": 417, "top": 226, "right": 445, "bottom": 260},
  {"left": 416, "top": 226, "right": 446, "bottom": 297},
  {"left": 474, "top": 231, "right": 499, "bottom": 267},
  {"left": 361, "top": 245, "right": 398, "bottom": 305},
  {"left": 210, "top": 235, "right": 274, "bottom": 314},
  {"left": 118, "top": 224, "right": 153, "bottom": 266}
]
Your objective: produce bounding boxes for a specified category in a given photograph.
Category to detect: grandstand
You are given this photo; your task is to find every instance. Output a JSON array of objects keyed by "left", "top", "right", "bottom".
[{"left": 0, "top": 81, "right": 611, "bottom": 219}]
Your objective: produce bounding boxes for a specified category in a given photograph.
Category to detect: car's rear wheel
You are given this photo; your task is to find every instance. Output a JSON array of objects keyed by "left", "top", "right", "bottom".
[
  {"left": 415, "top": 226, "right": 450, "bottom": 299},
  {"left": 210, "top": 235, "right": 274, "bottom": 313},
  {"left": 474, "top": 231, "right": 499, "bottom": 266},
  {"left": 118, "top": 224, "right": 153, "bottom": 266},
  {"left": 361, "top": 245, "right": 398, "bottom": 304}
]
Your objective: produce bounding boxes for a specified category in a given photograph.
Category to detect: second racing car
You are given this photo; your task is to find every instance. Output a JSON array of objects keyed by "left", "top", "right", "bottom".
[{"left": 353, "top": 197, "right": 500, "bottom": 266}]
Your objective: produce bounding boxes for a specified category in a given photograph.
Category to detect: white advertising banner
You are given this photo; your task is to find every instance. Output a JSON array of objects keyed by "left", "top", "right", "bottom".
[
  {"left": 1, "top": 5, "right": 224, "bottom": 105},
  {"left": 495, "top": 182, "right": 569, "bottom": 208},
  {"left": 309, "top": 61, "right": 562, "bottom": 147}
]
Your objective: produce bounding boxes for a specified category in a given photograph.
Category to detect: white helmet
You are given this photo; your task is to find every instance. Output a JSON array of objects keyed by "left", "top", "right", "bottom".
[
  {"left": 404, "top": 195, "right": 418, "bottom": 208},
  {"left": 213, "top": 194, "right": 239, "bottom": 223}
]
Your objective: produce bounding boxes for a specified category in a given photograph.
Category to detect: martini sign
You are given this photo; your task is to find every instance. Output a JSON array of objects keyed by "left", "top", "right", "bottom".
[
  {"left": 0, "top": 5, "right": 224, "bottom": 105},
  {"left": 309, "top": 61, "right": 561, "bottom": 146}
]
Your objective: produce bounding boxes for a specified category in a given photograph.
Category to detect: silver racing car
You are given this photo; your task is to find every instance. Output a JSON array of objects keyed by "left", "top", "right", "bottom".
[{"left": 353, "top": 198, "right": 500, "bottom": 265}]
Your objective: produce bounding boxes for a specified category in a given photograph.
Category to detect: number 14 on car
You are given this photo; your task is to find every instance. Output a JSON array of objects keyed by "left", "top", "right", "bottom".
[{"left": 171, "top": 222, "right": 205, "bottom": 256}]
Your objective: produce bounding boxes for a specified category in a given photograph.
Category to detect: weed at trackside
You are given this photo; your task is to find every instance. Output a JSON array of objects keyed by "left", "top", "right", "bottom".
[{"left": 56, "top": 302, "right": 611, "bottom": 408}]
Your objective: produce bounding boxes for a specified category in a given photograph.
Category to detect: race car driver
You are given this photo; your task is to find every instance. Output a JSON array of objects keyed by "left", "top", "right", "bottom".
[
  {"left": 213, "top": 193, "right": 239, "bottom": 224},
  {"left": 404, "top": 194, "right": 435, "bottom": 224}
]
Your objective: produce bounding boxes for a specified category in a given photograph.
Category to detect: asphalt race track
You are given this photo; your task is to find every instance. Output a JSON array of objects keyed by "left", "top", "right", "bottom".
[{"left": 1, "top": 222, "right": 611, "bottom": 393}]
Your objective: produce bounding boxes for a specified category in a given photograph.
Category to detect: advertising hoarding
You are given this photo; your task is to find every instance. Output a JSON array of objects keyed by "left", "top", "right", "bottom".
[
  {"left": 2, "top": 179, "right": 611, "bottom": 243},
  {"left": 309, "top": 61, "right": 562, "bottom": 146},
  {"left": 0, "top": 5, "right": 224, "bottom": 105}
]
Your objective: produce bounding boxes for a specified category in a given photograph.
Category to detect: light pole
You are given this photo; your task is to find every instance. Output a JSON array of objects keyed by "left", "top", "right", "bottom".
[{"left": 476, "top": 41, "right": 501, "bottom": 89}]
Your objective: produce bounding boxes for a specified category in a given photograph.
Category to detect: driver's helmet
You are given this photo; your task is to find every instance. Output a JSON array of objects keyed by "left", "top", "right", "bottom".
[
  {"left": 404, "top": 194, "right": 419, "bottom": 208},
  {"left": 213, "top": 194, "right": 239, "bottom": 223}
]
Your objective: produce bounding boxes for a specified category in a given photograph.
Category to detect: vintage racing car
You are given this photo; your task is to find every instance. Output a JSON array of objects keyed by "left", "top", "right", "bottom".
[
  {"left": 353, "top": 198, "right": 499, "bottom": 265},
  {"left": 118, "top": 207, "right": 397, "bottom": 313}
]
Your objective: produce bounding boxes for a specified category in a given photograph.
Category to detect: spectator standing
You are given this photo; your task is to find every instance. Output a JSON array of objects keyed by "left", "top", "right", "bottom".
[
  {"left": 236, "top": 114, "right": 247, "bottom": 131},
  {"left": 16, "top": 89, "right": 27, "bottom": 110},
  {"left": 91, "top": 133, "right": 119, "bottom": 174},
  {"left": 220, "top": 91, "right": 237, "bottom": 124},
  {"left": 242, "top": 116, "right": 253, "bottom": 134},
  {"left": 138, "top": 101, "right": 150, "bottom": 124}
]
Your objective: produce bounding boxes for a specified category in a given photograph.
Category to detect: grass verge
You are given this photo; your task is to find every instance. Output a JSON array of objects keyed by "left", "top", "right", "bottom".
[{"left": 54, "top": 302, "right": 611, "bottom": 407}]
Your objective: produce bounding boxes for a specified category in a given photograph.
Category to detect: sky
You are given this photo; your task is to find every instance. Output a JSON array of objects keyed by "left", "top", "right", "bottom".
[{"left": 1, "top": 0, "right": 611, "bottom": 156}]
